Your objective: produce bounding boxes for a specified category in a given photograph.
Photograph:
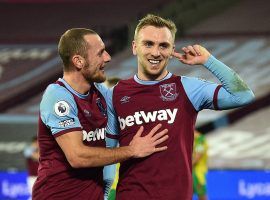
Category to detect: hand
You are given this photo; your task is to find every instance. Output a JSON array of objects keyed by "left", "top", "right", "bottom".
[
  {"left": 129, "top": 124, "right": 168, "bottom": 158},
  {"left": 172, "top": 44, "right": 211, "bottom": 65}
]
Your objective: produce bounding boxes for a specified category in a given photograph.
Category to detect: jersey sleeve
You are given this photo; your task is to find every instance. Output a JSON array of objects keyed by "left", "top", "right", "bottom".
[
  {"left": 182, "top": 55, "right": 255, "bottom": 111},
  {"left": 105, "top": 87, "right": 120, "bottom": 147},
  {"left": 203, "top": 55, "right": 255, "bottom": 110},
  {"left": 181, "top": 76, "right": 219, "bottom": 111},
  {"left": 40, "top": 84, "right": 82, "bottom": 137}
]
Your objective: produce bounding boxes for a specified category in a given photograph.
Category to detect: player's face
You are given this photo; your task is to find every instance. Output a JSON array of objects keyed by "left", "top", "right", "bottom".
[
  {"left": 133, "top": 25, "right": 174, "bottom": 80},
  {"left": 82, "top": 34, "right": 111, "bottom": 83}
]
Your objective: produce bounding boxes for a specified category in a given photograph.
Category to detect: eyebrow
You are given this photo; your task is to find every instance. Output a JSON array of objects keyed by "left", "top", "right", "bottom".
[
  {"left": 141, "top": 40, "right": 170, "bottom": 46},
  {"left": 142, "top": 40, "right": 154, "bottom": 44},
  {"left": 160, "top": 42, "right": 170, "bottom": 47}
]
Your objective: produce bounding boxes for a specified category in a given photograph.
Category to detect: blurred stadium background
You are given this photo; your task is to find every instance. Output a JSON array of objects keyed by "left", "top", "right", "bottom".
[{"left": 0, "top": 0, "right": 270, "bottom": 199}]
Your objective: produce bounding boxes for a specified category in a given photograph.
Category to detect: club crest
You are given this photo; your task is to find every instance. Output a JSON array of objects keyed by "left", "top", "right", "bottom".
[{"left": 159, "top": 83, "right": 178, "bottom": 101}]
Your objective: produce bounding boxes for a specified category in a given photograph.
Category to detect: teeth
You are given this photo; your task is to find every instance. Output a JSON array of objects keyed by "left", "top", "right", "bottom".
[{"left": 149, "top": 59, "right": 160, "bottom": 64}]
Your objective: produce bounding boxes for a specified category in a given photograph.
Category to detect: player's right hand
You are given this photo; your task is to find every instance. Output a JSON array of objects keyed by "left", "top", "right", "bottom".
[{"left": 129, "top": 124, "right": 168, "bottom": 158}]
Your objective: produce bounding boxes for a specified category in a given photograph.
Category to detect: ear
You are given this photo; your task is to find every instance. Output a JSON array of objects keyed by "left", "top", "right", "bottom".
[
  {"left": 170, "top": 44, "right": 175, "bottom": 59},
  {"left": 72, "top": 55, "right": 84, "bottom": 69},
  {"left": 132, "top": 40, "right": 137, "bottom": 55}
]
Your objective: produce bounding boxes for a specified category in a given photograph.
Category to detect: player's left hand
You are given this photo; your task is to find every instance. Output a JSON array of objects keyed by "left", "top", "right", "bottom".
[{"left": 172, "top": 44, "right": 211, "bottom": 65}]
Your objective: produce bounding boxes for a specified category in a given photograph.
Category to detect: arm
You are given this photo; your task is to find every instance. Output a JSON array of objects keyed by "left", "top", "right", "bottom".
[
  {"left": 41, "top": 83, "right": 168, "bottom": 168},
  {"left": 172, "top": 45, "right": 255, "bottom": 109},
  {"left": 55, "top": 124, "right": 168, "bottom": 168}
]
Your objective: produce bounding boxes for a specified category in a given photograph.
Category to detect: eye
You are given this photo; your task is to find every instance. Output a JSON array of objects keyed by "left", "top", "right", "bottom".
[
  {"left": 144, "top": 41, "right": 153, "bottom": 48},
  {"left": 160, "top": 43, "right": 169, "bottom": 49}
]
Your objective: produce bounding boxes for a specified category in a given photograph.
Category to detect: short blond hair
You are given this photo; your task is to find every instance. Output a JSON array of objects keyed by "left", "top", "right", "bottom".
[{"left": 134, "top": 14, "right": 177, "bottom": 42}]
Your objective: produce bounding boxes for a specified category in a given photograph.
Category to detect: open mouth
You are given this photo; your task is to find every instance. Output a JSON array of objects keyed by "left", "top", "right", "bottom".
[
  {"left": 100, "top": 66, "right": 105, "bottom": 72},
  {"left": 148, "top": 59, "right": 161, "bottom": 66}
]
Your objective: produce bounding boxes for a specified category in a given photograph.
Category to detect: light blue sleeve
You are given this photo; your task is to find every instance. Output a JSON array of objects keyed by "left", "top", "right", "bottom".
[
  {"left": 181, "top": 76, "right": 218, "bottom": 111},
  {"left": 182, "top": 55, "right": 255, "bottom": 111},
  {"left": 40, "top": 84, "right": 82, "bottom": 135},
  {"left": 204, "top": 55, "right": 255, "bottom": 109},
  {"left": 105, "top": 87, "right": 120, "bottom": 139}
]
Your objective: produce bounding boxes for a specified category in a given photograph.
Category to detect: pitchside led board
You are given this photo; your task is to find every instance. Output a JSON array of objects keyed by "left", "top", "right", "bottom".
[{"left": 1, "top": 170, "right": 270, "bottom": 200}]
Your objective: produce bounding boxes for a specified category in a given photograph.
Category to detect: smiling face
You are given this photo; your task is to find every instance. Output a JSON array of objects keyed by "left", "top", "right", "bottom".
[
  {"left": 133, "top": 25, "right": 175, "bottom": 81},
  {"left": 81, "top": 34, "right": 111, "bottom": 83}
]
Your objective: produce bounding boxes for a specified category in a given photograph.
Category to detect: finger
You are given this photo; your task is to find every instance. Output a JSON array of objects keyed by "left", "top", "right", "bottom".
[
  {"left": 134, "top": 126, "right": 144, "bottom": 138},
  {"left": 152, "top": 129, "right": 168, "bottom": 141},
  {"left": 171, "top": 51, "right": 184, "bottom": 59},
  {"left": 186, "top": 45, "right": 197, "bottom": 56},
  {"left": 193, "top": 44, "right": 201, "bottom": 56},
  {"left": 171, "top": 52, "right": 185, "bottom": 62},
  {"left": 153, "top": 135, "right": 169, "bottom": 146},
  {"left": 147, "top": 123, "right": 162, "bottom": 137},
  {"left": 182, "top": 47, "right": 189, "bottom": 54},
  {"left": 154, "top": 146, "right": 168, "bottom": 152}
]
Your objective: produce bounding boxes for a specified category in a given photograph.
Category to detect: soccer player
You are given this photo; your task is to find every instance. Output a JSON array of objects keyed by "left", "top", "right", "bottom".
[
  {"left": 193, "top": 130, "right": 208, "bottom": 200},
  {"left": 105, "top": 14, "right": 255, "bottom": 200},
  {"left": 32, "top": 28, "right": 169, "bottom": 200}
]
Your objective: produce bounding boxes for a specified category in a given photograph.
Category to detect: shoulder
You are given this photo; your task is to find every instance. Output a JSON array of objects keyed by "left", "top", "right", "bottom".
[
  {"left": 181, "top": 75, "right": 218, "bottom": 93},
  {"left": 43, "top": 83, "right": 73, "bottom": 98},
  {"left": 41, "top": 83, "right": 76, "bottom": 112},
  {"left": 181, "top": 76, "right": 209, "bottom": 84}
]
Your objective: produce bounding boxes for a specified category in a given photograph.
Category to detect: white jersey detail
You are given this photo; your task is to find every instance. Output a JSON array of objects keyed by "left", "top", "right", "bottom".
[
  {"left": 83, "top": 128, "right": 106, "bottom": 141},
  {"left": 118, "top": 108, "right": 178, "bottom": 130}
]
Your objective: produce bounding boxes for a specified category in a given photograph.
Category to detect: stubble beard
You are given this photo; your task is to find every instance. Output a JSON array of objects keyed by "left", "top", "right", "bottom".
[{"left": 83, "top": 62, "right": 106, "bottom": 84}]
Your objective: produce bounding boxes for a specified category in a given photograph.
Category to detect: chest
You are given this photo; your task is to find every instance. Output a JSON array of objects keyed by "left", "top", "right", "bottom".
[
  {"left": 114, "top": 81, "right": 184, "bottom": 124},
  {"left": 75, "top": 91, "right": 107, "bottom": 146}
]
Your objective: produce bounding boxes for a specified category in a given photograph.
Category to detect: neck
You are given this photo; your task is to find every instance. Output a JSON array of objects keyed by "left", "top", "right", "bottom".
[
  {"left": 63, "top": 71, "right": 91, "bottom": 94},
  {"left": 137, "top": 69, "right": 169, "bottom": 81}
]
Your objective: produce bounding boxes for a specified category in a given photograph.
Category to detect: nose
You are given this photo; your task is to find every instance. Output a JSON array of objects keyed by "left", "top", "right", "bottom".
[
  {"left": 104, "top": 51, "right": 111, "bottom": 63},
  {"left": 151, "top": 46, "right": 161, "bottom": 57}
]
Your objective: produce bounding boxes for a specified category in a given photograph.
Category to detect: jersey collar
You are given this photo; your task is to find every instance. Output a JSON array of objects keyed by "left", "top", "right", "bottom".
[{"left": 134, "top": 72, "right": 172, "bottom": 85}]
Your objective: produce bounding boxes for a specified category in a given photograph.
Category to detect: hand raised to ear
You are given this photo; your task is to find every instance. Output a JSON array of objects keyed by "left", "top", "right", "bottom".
[{"left": 172, "top": 44, "right": 211, "bottom": 65}]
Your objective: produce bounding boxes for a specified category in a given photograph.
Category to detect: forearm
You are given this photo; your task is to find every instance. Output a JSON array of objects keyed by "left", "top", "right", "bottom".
[
  {"left": 58, "top": 125, "right": 168, "bottom": 168},
  {"left": 71, "top": 145, "right": 133, "bottom": 168},
  {"left": 204, "top": 55, "right": 255, "bottom": 107}
]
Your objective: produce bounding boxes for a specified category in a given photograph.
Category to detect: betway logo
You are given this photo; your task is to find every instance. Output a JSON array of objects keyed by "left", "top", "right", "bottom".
[
  {"left": 118, "top": 108, "right": 178, "bottom": 130},
  {"left": 83, "top": 128, "right": 105, "bottom": 142}
]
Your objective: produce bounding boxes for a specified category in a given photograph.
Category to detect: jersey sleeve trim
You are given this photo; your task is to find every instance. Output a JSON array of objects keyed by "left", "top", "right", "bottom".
[
  {"left": 213, "top": 85, "right": 222, "bottom": 110},
  {"left": 53, "top": 127, "right": 82, "bottom": 138}
]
